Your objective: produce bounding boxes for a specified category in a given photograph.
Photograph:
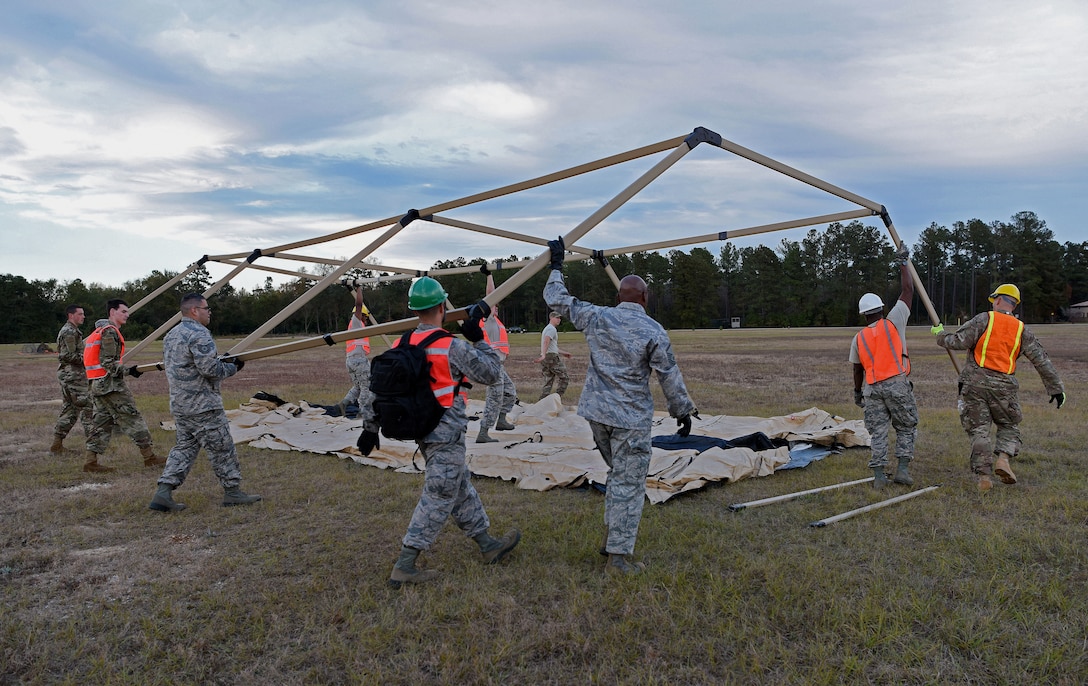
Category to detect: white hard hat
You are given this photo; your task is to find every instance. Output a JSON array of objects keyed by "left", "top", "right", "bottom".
[{"left": 858, "top": 293, "right": 884, "bottom": 315}]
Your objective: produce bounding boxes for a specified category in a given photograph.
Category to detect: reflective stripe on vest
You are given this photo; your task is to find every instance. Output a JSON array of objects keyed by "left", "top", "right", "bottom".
[
  {"left": 974, "top": 311, "right": 1024, "bottom": 374},
  {"left": 394, "top": 330, "right": 465, "bottom": 408},
  {"left": 483, "top": 316, "right": 510, "bottom": 356},
  {"left": 345, "top": 316, "right": 371, "bottom": 356},
  {"left": 856, "top": 319, "right": 910, "bottom": 384},
  {"left": 83, "top": 325, "right": 124, "bottom": 380}
]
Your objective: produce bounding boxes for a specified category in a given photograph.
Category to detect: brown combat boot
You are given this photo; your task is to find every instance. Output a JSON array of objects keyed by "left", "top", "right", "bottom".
[
  {"left": 977, "top": 474, "right": 993, "bottom": 493},
  {"left": 993, "top": 453, "right": 1017, "bottom": 484},
  {"left": 49, "top": 436, "right": 65, "bottom": 454},
  {"left": 606, "top": 554, "right": 646, "bottom": 576},
  {"left": 388, "top": 546, "right": 440, "bottom": 589},
  {"left": 140, "top": 445, "right": 166, "bottom": 467},
  {"left": 83, "top": 451, "right": 115, "bottom": 473}
]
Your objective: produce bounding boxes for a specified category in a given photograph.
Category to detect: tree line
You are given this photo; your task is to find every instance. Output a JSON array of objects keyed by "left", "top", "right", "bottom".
[{"left": 3, "top": 210, "right": 1085, "bottom": 344}]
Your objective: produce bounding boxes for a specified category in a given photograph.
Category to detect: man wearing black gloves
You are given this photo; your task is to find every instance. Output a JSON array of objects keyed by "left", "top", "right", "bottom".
[
  {"left": 543, "top": 236, "right": 698, "bottom": 576},
  {"left": 357, "top": 276, "right": 520, "bottom": 588}
]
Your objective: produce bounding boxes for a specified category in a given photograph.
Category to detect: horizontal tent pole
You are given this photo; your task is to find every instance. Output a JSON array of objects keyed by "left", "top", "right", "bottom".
[
  {"left": 216, "top": 259, "right": 322, "bottom": 281},
  {"left": 126, "top": 258, "right": 260, "bottom": 361},
  {"left": 728, "top": 477, "right": 875, "bottom": 511},
  {"left": 599, "top": 208, "right": 876, "bottom": 257},
  {"left": 262, "top": 135, "right": 687, "bottom": 255},
  {"left": 426, "top": 216, "right": 598, "bottom": 259},
  {"left": 808, "top": 485, "right": 940, "bottom": 527}
]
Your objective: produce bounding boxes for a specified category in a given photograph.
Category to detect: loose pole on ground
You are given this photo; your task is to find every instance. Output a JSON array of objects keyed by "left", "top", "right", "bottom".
[
  {"left": 728, "top": 477, "right": 875, "bottom": 512},
  {"left": 808, "top": 485, "right": 940, "bottom": 528}
]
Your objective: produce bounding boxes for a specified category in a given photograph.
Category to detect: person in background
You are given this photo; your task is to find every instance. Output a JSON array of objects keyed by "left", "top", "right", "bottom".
[
  {"left": 535, "top": 311, "right": 572, "bottom": 401},
  {"left": 544, "top": 236, "right": 697, "bottom": 576},
  {"left": 934, "top": 283, "right": 1065, "bottom": 492},
  {"left": 82, "top": 299, "right": 164, "bottom": 473},
  {"left": 475, "top": 263, "right": 518, "bottom": 443},
  {"left": 50, "top": 304, "right": 94, "bottom": 455},
  {"left": 338, "top": 280, "right": 373, "bottom": 421},
  {"left": 849, "top": 244, "right": 918, "bottom": 490},
  {"left": 149, "top": 293, "right": 261, "bottom": 511},
  {"left": 357, "top": 277, "right": 520, "bottom": 588}
]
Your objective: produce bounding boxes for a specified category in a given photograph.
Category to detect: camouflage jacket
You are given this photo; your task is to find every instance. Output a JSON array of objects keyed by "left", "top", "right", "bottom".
[
  {"left": 89, "top": 319, "right": 130, "bottom": 396},
  {"left": 545, "top": 270, "right": 696, "bottom": 429},
  {"left": 937, "top": 312, "right": 1064, "bottom": 395},
  {"left": 163, "top": 318, "right": 239, "bottom": 416},
  {"left": 56, "top": 321, "right": 85, "bottom": 381}
]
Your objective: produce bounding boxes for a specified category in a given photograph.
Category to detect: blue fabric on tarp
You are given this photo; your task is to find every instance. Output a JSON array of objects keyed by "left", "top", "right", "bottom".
[{"left": 650, "top": 433, "right": 833, "bottom": 471}]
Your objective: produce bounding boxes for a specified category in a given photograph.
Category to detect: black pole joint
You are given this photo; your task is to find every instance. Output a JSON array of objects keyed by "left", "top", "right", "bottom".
[
  {"left": 322, "top": 334, "right": 335, "bottom": 346},
  {"left": 685, "top": 126, "right": 723, "bottom": 149},
  {"left": 591, "top": 250, "right": 608, "bottom": 268},
  {"left": 399, "top": 209, "right": 421, "bottom": 227},
  {"left": 197, "top": 255, "right": 209, "bottom": 266},
  {"left": 879, "top": 206, "right": 893, "bottom": 229},
  {"left": 246, "top": 249, "right": 262, "bottom": 263}
]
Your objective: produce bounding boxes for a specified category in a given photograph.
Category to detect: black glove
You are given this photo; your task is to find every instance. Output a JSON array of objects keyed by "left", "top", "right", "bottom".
[
  {"left": 357, "top": 430, "right": 380, "bottom": 456},
  {"left": 676, "top": 414, "right": 692, "bottom": 437},
  {"left": 479, "top": 263, "right": 490, "bottom": 276},
  {"left": 460, "top": 318, "right": 485, "bottom": 343},
  {"left": 1050, "top": 392, "right": 1066, "bottom": 409},
  {"left": 548, "top": 236, "right": 565, "bottom": 271},
  {"left": 466, "top": 299, "right": 491, "bottom": 322},
  {"left": 127, "top": 365, "right": 143, "bottom": 378},
  {"left": 854, "top": 389, "right": 864, "bottom": 407},
  {"left": 231, "top": 358, "right": 245, "bottom": 371}
]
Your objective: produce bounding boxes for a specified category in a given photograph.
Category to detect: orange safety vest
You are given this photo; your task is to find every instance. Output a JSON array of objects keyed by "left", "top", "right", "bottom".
[
  {"left": 395, "top": 330, "right": 465, "bottom": 408},
  {"left": 83, "top": 325, "right": 124, "bottom": 380},
  {"left": 855, "top": 319, "right": 910, "bottom": 384},
  {"left": 345, "top": 316, "right": 371, "bottom": 356},
  {"left": 482, "top": 315, "right": 510, "bottom": 356},
  {"left": 974, "top": 311, "right": 1024, "bottom": 374}
]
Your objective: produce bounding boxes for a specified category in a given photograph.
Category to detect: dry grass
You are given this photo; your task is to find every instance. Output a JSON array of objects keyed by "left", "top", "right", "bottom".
[{"left": 2, "top": 325, "right": 1087, "bottom": 684}]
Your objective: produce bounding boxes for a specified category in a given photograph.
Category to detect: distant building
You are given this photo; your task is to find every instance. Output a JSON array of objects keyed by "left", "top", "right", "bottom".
[{"left": 1071, "top": 301, "right": 1088, "bottom": 321}]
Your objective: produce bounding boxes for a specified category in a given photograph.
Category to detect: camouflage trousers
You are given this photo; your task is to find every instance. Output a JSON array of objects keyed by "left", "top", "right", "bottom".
[
  {"left": 87, "top": 389, "right": 153, "bottom": 455},
  {"left": 54, "top": 374, "right": 94, "bottom": 440},
  {"left": 158, "top": 410, "right": 242, "bottom": 489},
  {"left": 481, "top": 366, "right": 517, "bottom": 430},
  {"left": 862, "top": 375, "right": 918, "bottom": 469},
  {"left": 402, "top": 435, "right": 490, "bottom": 551},
  {"left": 590, "top": 420, "right": 652, "bottom": 556},
  {"left": 539, "top": 353, "right": 569, "bottom": 400},
  {"left": 341, "top": 355, "right": 374, "bottom": 422},
  {"left": 959, "top": 383, "right": 1022, "bottom": 475}
]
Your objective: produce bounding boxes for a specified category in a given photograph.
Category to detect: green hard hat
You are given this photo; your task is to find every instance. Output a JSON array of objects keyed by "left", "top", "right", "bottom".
[{"left": 407, "top": 276, "right": 448, "bottom": 311}]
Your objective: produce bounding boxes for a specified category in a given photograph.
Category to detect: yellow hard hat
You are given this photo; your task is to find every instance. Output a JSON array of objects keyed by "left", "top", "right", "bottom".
[{"left": 988, "top": 283, "right": 1020, "bottom": 305}]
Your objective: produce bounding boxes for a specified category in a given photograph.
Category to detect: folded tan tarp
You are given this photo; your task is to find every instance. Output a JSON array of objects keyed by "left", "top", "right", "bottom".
[{"left": 221, "top": 396, "right": 869, "bottom": 503}]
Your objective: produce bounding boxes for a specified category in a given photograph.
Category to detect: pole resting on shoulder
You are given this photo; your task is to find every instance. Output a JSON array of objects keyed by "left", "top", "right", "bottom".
[
  {"left": 685, "top": 126, "right": 723, "bottom": 149},
  {"left": 591, "top": 250, "right": 609, "bottom": 269},
  {"left": 246, "top": 249, "right": 262, "bottom": 263},
  {"left": 399, "top": 209, "right": 421, "bottom": 227}
]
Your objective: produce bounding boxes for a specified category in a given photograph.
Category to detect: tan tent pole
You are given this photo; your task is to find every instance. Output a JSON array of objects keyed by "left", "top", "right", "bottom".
[
  {"left": 127, "top": 259, "right": 205, "bottom": 314},
  {"left": 714, "top": 137, "right": 883, "bottom": 212},
  {"left": 261, "top": 135, "right": 687, "bottom": 255},
  {"left": 470, "top": 137, "right": 697, "bottom": 314},
  {"left": 227, "top": 220, "right": 410, "bottom": 355},
  {"left": 216, "top": 259, "right": 321, "bottom": 281},
  {"left": 126, "top": 255, "right": 261, "bottom": 360},
  {"left": 809, "top": 486, "right": 940, "bottom": 527},
  {"left": 728, "top": 477, "right": 875, "bottom": 511},
  {"left": 597, "top": 209, "right": 876, "bottom": 257},
  {"left": 426, "top": 216, "right": 595, "bottom": 258},
  {"left": 879, "top": 211, "right": 960, "bottom": 374}
]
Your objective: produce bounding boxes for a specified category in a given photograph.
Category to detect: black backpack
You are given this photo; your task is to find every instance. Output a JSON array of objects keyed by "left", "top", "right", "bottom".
[{"left": 369, "top": 329, "right": 457, "bottom": 441}]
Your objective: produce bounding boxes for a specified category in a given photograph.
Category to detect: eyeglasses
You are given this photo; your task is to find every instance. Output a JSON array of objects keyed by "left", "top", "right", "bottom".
[{"left": 195, "top": 306, "right": 212, "bottom": 312}]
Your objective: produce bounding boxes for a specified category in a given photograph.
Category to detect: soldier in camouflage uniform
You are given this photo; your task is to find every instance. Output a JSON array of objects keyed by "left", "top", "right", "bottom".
[
  {"left": 535, "top": 311, "right": 572, "bottom": 400},
  {"left": 82, "top": 299, "right": 164, "bottom": 473},
  {"left": 356, "top": 277, "right": 520, "bottom": 588},
  {"left": 849, "top": 245, "right": 918, "bottom": 490},
  {"left": 544, "top": 237, "right": 697, "bottom": 576},
  {"left": 50, "top": 304, "right": 94, "bottom": 454},
  {"left": 476, "top": 264, "right": 518, "bottom": 444},
  {"left": 338, "top": 283, "right": 374, "bottom": 421},
  {"left": 934, "top": 283, "right": 1065, "bottom": 492},
  {"left": 149, "top": 294, "right": 261, "bottom": 511}
]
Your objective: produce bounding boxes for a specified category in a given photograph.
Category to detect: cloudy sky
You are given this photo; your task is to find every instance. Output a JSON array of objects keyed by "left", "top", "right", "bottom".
[{"left": 2, "top": 0, "right": 1086, "bottom": 291}]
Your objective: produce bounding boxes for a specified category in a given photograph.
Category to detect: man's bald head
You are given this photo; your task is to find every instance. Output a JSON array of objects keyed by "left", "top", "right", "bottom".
[{"left": 617, "top": 275, "right": 648, "bottom": 306}]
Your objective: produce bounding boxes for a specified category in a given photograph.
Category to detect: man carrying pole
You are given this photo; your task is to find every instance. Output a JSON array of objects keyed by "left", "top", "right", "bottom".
[
  {"left": 933, "top": 283, "right": 1065, "bottom": 492},
  {"left": 849, "top": 244, "right": 918, "bottom": 490},
  {"left": 337, "top": 280, "right": 373, "bottom": 420},
  {"left": 475, "top": 263, "right": 518, "bottom": 443}
]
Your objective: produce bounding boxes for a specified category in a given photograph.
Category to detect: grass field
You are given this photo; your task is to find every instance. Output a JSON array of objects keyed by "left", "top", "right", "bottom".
[{"left": 2, "top": 324, "right": 1086, "bottom": 684}]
